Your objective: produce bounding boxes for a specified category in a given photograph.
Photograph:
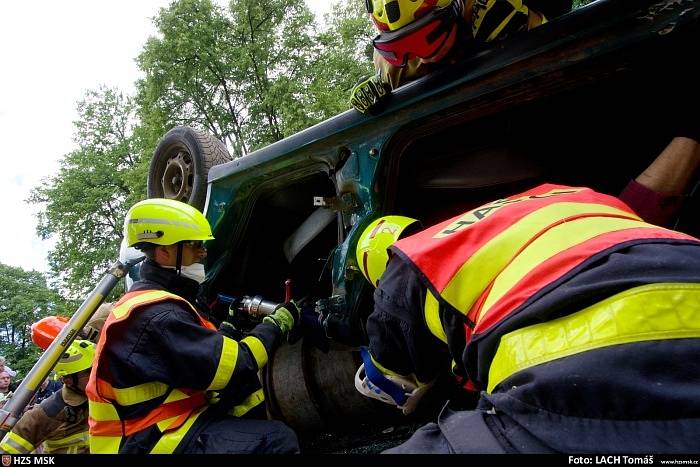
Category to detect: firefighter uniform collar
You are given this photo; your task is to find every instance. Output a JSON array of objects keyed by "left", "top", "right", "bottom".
[
  {"left": 61, "top": 385, "right": 87, "bottom": 407},
  {"left": 136, "top": 259, "right": 200, "bottom": 304}
]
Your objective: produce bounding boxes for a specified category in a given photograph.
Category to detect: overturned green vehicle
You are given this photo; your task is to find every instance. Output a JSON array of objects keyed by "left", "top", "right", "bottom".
[{"left": 146, "top": 0, "right": 700, "bottom": 450}]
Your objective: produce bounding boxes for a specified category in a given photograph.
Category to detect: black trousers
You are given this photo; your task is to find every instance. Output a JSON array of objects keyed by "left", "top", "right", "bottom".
[
  {"left": 179, "top": 412, "right": 300, "bottom": 454},
  {"left": 383, "top": 401, "right": 553, "bottom": 454}
]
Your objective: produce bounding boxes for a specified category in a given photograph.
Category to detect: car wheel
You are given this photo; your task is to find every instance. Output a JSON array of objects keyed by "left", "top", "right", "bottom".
[{"left": 147, "top": 126, "right": 232, "bottom": 210}]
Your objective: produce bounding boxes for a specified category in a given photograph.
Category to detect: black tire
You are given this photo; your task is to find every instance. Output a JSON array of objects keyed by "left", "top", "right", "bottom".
[{"left": 147, "top": 126, "right": 232, "bottom": 210}]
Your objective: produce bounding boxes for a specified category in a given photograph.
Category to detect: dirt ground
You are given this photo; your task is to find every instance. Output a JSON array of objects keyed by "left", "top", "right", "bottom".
[{"left": 301, "top": 421, "right": 424, "bottom": 454}]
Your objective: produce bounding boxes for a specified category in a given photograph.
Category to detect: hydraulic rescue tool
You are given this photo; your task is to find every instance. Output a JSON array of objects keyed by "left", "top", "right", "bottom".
[
  {"left": 216, "top": 294, "right": 280, "bottom": 318},
  {"left": 0, "top": 257, "right": 144, "bottom": 437},
  {"left": 216, "top": 279, "right": 292, "bottom": 319}
]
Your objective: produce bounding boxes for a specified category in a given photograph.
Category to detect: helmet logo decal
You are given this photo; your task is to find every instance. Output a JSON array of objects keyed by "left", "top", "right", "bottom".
[
  {"left": 368, "top": 219, "right": 402, "bottom": 240},
  {"left": 60, "top": 352, "right": 83, "bottom": 364},
  {"left": 136, "top": 230, "right": 164, "bottom": 240},
  {"left": 129, "top": 218, "right": 200, "bottom": 230}
]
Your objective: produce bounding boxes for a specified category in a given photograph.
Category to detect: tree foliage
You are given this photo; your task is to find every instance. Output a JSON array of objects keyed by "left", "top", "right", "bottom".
[
  {"left": 573, "top": 0, "right": 595, "bottom": 8},
  {"left": 27, "top": 0, "right": 378, "bottom": 295},
  {"left": 28, "top": 87, "right": 144, "bottom": 297},
  {"left": 136, "top": 0, "right": 372, "bottom": 157},
  {"left": 137, "top": 0, "right": 313, "bottom": 157},
  {"left": 303, "top": 0, "right": 375, "bottom": 119},
  {"left": 0, "top": 263, "right": 75, "bottom": 377}
]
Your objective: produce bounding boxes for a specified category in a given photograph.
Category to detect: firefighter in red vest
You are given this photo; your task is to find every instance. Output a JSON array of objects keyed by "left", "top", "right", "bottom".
[
  {"left": 87, "top": 199, "right": 300, "bottom": 454},
  {"left": 353, "top": 140, "right": 700, "bottom": 453}
]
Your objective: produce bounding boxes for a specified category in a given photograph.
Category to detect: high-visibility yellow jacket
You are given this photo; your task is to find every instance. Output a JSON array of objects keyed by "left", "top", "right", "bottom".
[
  {"left": 0, "top": 386, "right": 89, "bottom": 454},
  {"left": 390, "top": 184, "right": 700, "bottom": 390},
  {"left": 87, "top": 274, "right": 282, "bottom": 454},
  {"left": 366, "top": 183, "right": 700, "bottom": 451}
]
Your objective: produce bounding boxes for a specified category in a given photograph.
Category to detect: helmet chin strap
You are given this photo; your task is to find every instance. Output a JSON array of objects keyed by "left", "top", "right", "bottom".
[
  {"left": 175, "top": 243, "right": 184, "bottom": 276},
  {"left": 65, "top": 373, "right": 80, "bottom": 392}
]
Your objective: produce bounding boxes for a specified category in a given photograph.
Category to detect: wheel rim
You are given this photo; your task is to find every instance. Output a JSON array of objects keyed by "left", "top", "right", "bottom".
[{"left": 161, "top": 150, "right": 193, "bottom": 202}]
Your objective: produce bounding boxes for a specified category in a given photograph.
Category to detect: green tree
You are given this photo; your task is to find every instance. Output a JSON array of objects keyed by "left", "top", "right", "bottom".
[
  {"left": 135, "top": 0, "right": 373, "bottom": 156},
  {"left": 0, "top": 263, "right": 74, "bottom": 377},
  {"left": 303, "top": 0, "right": 375, "bottom": 120},
  {"left": 25, "top": 0, "right": 378, "bottom": 298},
  {"left": 573, "top": 0, "right": 595, "bottom": 8},
  {"left": 28, "top": 87, "right": 144, "bottom": 297},
  {"left": 227, "top": 0, "right": 317, "bottom": 143},
  {"left": 137, "top": 0, "right": 319, "bottom": 157},
  {"left": 136, "top": 0, "right": 241, "bottom": 154}
]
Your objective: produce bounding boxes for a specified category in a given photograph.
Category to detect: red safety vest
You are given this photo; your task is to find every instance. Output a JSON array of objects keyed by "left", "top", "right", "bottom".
[
  {"left": 86, "top": 289, "right": 216, "bottom": 453},
  {"left": 393, "top": 184, "right": 697, "bottom": 387}
]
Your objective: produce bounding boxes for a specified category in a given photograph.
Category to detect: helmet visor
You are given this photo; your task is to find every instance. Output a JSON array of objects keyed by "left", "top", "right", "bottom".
[{"left": 372, "top": 2, "right": 460, "bottom": 67}]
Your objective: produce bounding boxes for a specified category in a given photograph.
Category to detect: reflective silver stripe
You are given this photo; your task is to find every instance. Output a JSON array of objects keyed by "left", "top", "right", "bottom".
[
  {"left": 0, "top": 435, "right": 33, "bottom": 454},
  {"left": 129, "top": 218, "right": 200, "bottom": 230}
]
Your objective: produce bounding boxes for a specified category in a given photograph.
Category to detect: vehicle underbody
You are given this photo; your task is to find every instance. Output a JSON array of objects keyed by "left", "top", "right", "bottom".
[{"left": 145, "top": 0, "right": 700, "bottom": 452}]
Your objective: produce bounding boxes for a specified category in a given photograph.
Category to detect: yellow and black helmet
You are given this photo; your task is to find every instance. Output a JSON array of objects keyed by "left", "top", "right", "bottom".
[
  {"left": 54, "top": 340, "right": 95, "bottom": 377},
  {"left": 369, "top": 0, "right": 548, "bottom": 67},
  {"left": 367, "top": 0, "right": 455, "bottom": 32},
  {"left": 470, "top": 0, "right": 545, "bottom": 42}
]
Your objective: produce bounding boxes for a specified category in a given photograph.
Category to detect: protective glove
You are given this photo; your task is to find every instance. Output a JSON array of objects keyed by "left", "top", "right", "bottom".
[
  {"left": 672, "top": 117, "right": 700, "bottom": 145},
  {"left": 288, "top": 304, "right": 330, "bottom": 349},
  {"left": 218, "top": 297, "right": 243, "bottom": 340},
  {"left": 219, "top": 321, "right": 242, "bottom": 340},
  {"left": 660, "top": 68, "right": 700, "bottom": 144},
  {"left": 263, "top": 301, "right": 300, "bottom": 337},
  {"left": 350, "top": 73, "right": 391, "bottom": 115}
]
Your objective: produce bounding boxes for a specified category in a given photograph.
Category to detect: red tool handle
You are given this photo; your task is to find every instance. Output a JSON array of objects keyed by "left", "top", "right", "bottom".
[{"left": 284, "top": 279, "right": 292, "bottom": 303}]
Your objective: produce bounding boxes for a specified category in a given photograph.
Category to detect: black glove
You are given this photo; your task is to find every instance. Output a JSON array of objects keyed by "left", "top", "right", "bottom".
[
  {"left": 672, "top": 116, "right": 700, "bottom": 145},
  {"left": 350, "top": 73, "right": 391, "bottom": 115},
  {"left": 290, "top": 304, "right": 330, "bottom": 351},
  {"left": 218, "top": 321, "right": 242, "bottom": 340},
  {"left": 287, "top": 302, "right": 318, "bottom": 346},
  {"left": 663, "top": 67, "right": 700, "bottom": 144},
  {"left": 218, "top": 297, "right": 243, "bottom": 340}
]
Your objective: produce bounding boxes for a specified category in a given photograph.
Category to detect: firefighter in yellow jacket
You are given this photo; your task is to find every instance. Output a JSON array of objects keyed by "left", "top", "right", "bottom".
[
  {"left": 0, "top": 340, "right": 95, "bottom": 454},
  {"left": 87, "top": 198, "right": 300, "bottom": 454},
  {"left": 354, "top": 183, "right": 700, "bottom": 453}
]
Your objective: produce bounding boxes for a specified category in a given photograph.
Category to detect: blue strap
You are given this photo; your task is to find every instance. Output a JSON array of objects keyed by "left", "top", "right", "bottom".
[{"left": 359, "top": 347, "right": 408, "bottom": 406}]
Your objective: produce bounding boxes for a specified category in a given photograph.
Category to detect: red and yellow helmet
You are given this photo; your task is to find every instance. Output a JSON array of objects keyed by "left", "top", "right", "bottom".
[
  {"left": 367, "top": 0, "right": 455, "bottom": 32},
  {"left": 367, "top": 0, "right": 462, "bottom": 67}
]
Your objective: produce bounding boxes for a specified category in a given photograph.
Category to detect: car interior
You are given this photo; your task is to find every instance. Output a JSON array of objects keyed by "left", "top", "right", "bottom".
[{"left": 382, "top": 42, "right": 698, "bottom": 239}]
